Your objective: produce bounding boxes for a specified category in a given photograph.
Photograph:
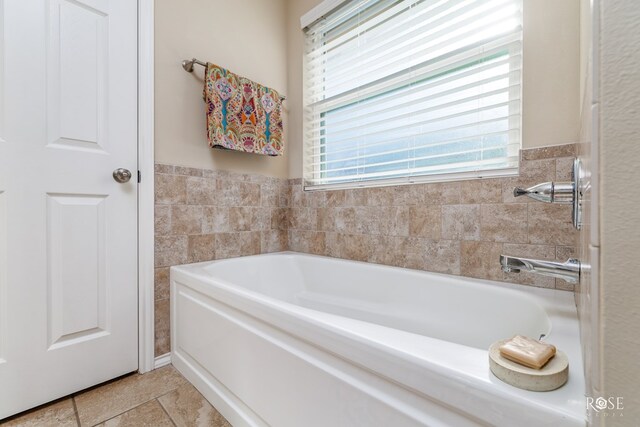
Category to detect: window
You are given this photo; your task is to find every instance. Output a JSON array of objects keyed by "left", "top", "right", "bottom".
[{"left": 302, "top": 0, "right": 522, "bottom": 190}]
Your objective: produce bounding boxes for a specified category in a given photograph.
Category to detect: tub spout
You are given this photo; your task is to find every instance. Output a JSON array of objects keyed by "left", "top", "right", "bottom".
[{"left": 499, "top": 255, "right": 581, "bottom": 283}]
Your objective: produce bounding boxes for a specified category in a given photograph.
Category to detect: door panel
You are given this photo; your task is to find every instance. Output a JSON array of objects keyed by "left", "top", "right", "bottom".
[
  {"left": 46, "top": 193, "right": 108, "bottom": 349},
  {"left": 48, "top": 0, "right": 109, "bottom": 152},
  {"left": 0, "top": 0, "right": 138, "bottom": 418}
]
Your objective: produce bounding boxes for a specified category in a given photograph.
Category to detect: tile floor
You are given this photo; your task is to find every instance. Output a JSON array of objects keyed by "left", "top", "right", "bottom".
[{"left": 0, "top": 365, "right": 231, "bottom": 427}]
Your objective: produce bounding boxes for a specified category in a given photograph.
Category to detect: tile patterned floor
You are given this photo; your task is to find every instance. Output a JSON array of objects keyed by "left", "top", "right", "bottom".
[{"left": 0, "top": 365, "right": 231, "bottom": 427}]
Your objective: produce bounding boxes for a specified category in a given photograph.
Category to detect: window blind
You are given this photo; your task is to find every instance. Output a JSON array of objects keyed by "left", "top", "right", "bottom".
[{"left": 303, "top": 0, "right": 522, "bottom": 190}]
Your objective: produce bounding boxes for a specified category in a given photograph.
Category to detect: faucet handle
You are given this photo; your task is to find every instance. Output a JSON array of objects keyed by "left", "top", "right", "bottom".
[
  {"left": 513, "top": 182, "right": 574, "bottom": 204},
  {"left": 513, "top": 187, "right": 531, "bottom": 198},
  {"left": 513, "top": 158, "right": 584, "bottom": 230}
]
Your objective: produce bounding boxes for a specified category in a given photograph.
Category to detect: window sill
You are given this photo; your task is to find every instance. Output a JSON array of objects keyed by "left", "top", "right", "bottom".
[{"left": 303, "top": 167, "right": 519, "bottom": 192}]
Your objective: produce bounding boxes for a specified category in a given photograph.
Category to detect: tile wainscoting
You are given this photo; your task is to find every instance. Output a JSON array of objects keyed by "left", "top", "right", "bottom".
[
  {"left": 154, "top": 143, "right": 578, "bottom": 356},
  {"left": 287, "top": 143, "right": 578, "bottom": 290},
  {"left": 153, "top": 164, "right": 289, "bottom": 356}
]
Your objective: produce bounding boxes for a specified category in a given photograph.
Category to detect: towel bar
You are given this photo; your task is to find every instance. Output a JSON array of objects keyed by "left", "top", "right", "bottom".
[
  {"left": 181, "top": 58, "right": 207, "bottom": 72},
  {"left": 181, "top": 57, "right": 286, "bottom": 100}
]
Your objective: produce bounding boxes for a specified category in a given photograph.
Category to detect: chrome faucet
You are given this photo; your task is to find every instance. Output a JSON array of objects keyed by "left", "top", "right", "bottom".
[
  {"left": 513, "top": 181, "right": 574, "bottom": 204},
  {"left": 512, "top": 158, "right": 584, "bottom": 229},
  {"left": 500, "top": 255, "right": 581, "bottom": 283}
]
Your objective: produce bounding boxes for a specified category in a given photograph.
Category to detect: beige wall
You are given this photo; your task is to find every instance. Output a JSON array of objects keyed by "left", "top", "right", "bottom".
[
  {"left": 155, "top": 0, "right": 581, "bottom": 179},
  {"left": 155, "top": 0, "right": 289, "bottom": 178},
  {"left": 597, "top": 0, "right": 640, "bottom": 422},
  {"left": 577, "top": 0, "right": 640, "bottom": 423},
  {"left": 285, "top": 0, "right": 317, "bottom": 180},
  {"left": 579, "top": 0, "right": 592, "bottom": 109},
  {"left": 522, "top": 0, "right": 581, "bottom": 149},
  {"left": 286, "top": 0, "right": 582, "bottom": 178}
]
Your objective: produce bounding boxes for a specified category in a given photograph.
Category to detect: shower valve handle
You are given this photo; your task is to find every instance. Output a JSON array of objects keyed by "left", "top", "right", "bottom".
[{"left": 513, "top": 181, "right": 574, "bottom": 204}]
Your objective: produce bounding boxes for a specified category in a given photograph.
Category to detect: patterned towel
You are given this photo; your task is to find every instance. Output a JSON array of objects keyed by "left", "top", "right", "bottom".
[{"left": 203, "top": 63, "right": 284, "bottom": 156}]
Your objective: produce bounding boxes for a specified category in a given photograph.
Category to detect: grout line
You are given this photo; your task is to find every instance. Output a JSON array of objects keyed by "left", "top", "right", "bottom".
[
  {"left": 90, "top": 402, "right": 149, "bottom": 427},
  {"left": 79, "top": 369, "right": 184, "bottom": 427},
  {"left": 89, "top": 390, "right": 161, "bottom": 426},
  {"left": 88, "top": 393, "right": 174, "bottom": 427},
  {"left": 71, "top": 397, "right": 81, "bottom": 427},
  {"left": 156, "top": 396, "right": 178, "bottom": 427}
]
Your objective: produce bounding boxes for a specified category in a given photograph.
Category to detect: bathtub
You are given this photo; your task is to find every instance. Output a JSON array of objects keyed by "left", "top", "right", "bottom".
[{"left": 170, "top": 252, "right": 585, "bottom": 427}]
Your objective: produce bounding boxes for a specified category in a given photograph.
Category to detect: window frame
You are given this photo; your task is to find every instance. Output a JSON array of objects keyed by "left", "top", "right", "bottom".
[{"left": 302, "top": 0, "right": 522, "bottom": 191}]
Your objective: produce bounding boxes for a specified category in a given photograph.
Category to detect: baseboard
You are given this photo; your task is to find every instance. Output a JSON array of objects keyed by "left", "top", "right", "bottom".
[{"left": 154, "top": 353, "right": 171, "bottom": 369}]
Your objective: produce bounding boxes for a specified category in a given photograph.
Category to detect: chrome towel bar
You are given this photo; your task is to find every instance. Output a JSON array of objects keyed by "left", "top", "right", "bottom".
[
  {"left": 181, "top": 57, "right": 286, "bottom": 101},
  {"left": 181, "top": 57, "right": 206, "bottom": 72}
]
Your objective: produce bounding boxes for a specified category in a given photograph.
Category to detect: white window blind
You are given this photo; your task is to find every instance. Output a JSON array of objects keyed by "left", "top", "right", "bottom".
[{"left": 303, "top": 0, "right": 522, "bottom": 190}]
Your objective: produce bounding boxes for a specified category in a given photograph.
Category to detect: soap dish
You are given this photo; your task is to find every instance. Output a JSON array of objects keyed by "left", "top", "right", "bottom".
[{"left": 489, "top": 339, "right": 569, "bottom": 392}]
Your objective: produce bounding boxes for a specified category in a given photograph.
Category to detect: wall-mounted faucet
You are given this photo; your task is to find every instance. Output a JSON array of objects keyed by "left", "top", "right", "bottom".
[
  {"left": 500, "top": 255, "right": 581, "bottom": 283},
  {"left": 513, "top": 181, "right": 574, "bottom": 204},
  {"left": 513, "top": 158, "right": 583, "bottom": 229},
  {"left": 500, "top": 158, "right": 585, "bottom": 284}
]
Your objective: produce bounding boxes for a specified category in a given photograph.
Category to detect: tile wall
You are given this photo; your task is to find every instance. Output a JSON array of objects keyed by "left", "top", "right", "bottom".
[
  {"left": 154, "top": 143, "right": 578, "bottom": 356},
  {"left": 153, "top": 164, "right": 289, "bottom": 356},
  {"left": 288, "top": 144, "right": 578, "bottom": 290}
]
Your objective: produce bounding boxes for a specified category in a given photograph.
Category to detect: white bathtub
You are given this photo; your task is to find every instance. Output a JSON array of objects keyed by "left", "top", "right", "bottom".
[{"left": 170, "top": 252, "right": 585, "bottom": 427}]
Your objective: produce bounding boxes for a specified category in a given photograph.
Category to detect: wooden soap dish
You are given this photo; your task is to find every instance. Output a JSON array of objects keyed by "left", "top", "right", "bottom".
[{"left": 489, "top": 339, "right": 569, "bottom": 392}]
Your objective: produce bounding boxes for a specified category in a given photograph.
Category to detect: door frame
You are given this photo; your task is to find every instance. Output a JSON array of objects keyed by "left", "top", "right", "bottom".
[{"left": 138, "top": 0, "right": 156, "bottom": 374}]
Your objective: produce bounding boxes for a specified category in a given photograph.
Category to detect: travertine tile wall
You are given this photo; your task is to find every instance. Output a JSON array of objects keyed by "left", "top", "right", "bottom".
[
  {"left": 153, "top": 164, "right": 289, "bottom": 356},
  {"left": 287, "top": 143, "right": 578, "bottom": 291},
  {"left": 154, "top": 143, "right": 578, "bottom": 356}
]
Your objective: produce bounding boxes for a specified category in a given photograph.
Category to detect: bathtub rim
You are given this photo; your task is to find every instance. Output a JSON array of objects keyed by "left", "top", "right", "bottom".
[{"left": 170, "top": 251, "right": 586, "bottom": 426}]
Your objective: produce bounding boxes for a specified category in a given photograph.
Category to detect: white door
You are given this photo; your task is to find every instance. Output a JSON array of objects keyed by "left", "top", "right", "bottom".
[{"left": 0, "top": 0, "right": 138, "bottom": 418}]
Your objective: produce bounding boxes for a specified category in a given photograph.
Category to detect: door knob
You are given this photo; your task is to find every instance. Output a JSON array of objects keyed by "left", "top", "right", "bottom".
[{"left": 113, "top": 168, "right": 132, "bottom": 183}]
